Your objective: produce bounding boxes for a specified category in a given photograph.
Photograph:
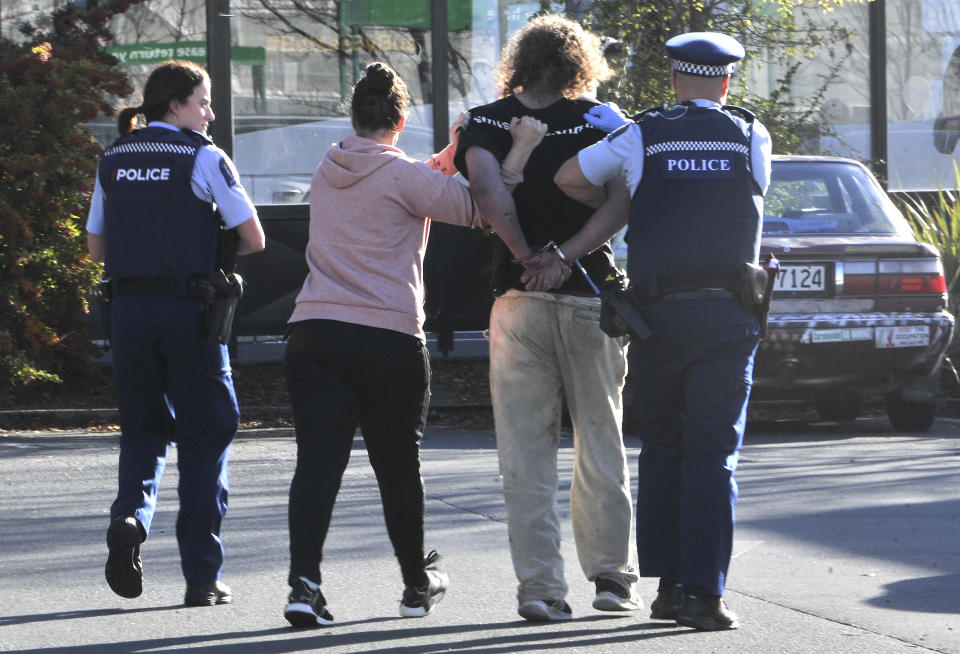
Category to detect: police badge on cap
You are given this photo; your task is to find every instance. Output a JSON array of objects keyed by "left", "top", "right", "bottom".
[{"left": 665, "top": 32, "right": 744, "bottom": 77}]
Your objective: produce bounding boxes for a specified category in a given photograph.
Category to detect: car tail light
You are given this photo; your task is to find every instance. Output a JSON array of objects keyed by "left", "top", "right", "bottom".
[
  {"left": 877, "top": 259, "right": 946, "bottom": 294},
  {"left": 841, "top": 258, "right": 946, "bottom": 295},
  {"left": 841, "top": 260, "right": 877, "bottom": 294}
]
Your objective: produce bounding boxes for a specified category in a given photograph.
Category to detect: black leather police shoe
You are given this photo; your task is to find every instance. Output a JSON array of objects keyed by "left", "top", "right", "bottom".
[
  {"left": 676, "top": 592, "right": 739, "bottom": 630},
  {"left": 184, "top": 580, "right": 232, "bottom": 607},
  {"left": 649, "top": 581, "right": 683, "bottom": 620},
  {"left": 105, "top": 516, "right": 144, "bottom": 599}
]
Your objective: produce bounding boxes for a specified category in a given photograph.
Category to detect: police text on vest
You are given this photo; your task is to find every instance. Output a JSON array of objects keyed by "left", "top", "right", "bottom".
[
  {"left": 115, "top": 167, "right": 171, "bottom": 181},
  {"left": 666, "top": 158, "right": 731, "bottom": 172}
]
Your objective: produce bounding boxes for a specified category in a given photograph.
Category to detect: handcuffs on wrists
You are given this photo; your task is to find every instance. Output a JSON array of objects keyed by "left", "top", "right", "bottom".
[{"left": 541, "top": 240, "right": 572, "bottom": 279}]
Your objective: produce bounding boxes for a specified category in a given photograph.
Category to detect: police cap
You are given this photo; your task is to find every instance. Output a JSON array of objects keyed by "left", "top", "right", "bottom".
[{"left": 665, "top": 32, "right": 744, "bottom": 77}]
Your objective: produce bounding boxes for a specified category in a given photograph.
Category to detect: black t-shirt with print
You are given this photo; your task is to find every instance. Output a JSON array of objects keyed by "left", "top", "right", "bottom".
[{"left": 453, "top": 95, "right": 618, "bottom": 295}]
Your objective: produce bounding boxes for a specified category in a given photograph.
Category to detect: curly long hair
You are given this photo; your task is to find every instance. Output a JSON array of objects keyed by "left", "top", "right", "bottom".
[{"left": 496, "top": 15, "right": 612, "bottom": 99}]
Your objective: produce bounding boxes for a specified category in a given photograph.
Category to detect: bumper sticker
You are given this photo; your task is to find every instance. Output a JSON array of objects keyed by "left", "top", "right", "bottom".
[
  {"left": 875, "top": 326, "right": 930, "bottom": 348},
  {"left": 810, "top": 328, "right": 873, "bottom": 343}
]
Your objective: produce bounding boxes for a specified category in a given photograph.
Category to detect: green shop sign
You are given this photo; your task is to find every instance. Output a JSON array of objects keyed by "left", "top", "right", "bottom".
[
  {"left": 105, "top": 41, "right": 265, "bottom": 67},
  {"left": 340, "top": 0, "right": 472, "bottom": 31}
]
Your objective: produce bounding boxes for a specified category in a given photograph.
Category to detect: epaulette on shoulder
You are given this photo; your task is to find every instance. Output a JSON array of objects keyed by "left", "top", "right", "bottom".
[
  {"left": 722, "top": 104, "right": 756, "bottom": 123},
  {"left": 180, "top": 128, "right": 214, "bottom": 145},
  {"left": 631, "top": 105, "right": 669, "bottom": 122}
]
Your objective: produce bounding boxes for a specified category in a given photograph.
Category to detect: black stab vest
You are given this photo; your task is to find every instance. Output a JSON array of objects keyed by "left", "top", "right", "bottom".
[
  {"left": 626, "top": 104, "right": 762, "bottom": 287},
  {"left": 99, "top": 127, "right": 219, "bottom": 291}
]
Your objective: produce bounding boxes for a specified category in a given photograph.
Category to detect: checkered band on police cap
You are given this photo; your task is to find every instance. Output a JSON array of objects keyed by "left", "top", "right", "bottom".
[
  {"left": 666, "top": 32, "right": 744, "bottom": 78},
  {"left": 671, "top": 60, "right": 737, "bottom": 77}
]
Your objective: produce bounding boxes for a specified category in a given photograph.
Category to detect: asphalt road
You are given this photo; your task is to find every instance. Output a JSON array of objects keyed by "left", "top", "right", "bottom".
[{"left": 1, "top": 416, "right": 958, "bottom": 653}]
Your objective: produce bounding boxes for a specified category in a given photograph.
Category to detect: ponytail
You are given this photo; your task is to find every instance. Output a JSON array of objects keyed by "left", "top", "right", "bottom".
[{"left": 116, "top": 106, "right": 142, "bottom": 136}]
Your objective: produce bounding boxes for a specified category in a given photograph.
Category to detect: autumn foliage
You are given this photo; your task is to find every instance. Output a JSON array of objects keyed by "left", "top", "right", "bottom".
[{"left": 0, "top": 2, "right": 141, "bottom": 388}]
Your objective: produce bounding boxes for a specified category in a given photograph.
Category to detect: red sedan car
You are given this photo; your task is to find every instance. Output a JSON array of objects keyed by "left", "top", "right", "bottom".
[{"left": 754, "top": 156, "right": 955, "bottom": 431}]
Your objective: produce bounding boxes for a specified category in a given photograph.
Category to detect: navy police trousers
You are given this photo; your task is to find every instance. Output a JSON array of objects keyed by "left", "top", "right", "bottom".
[
  {"left": 108, "top": 296, "right": 239, "bottom": 586},
  {"left": 629, "top": 292, "right": 760, "bottom": 596}
]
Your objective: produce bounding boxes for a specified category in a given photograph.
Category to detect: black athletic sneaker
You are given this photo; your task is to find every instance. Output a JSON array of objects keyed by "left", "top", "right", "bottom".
[
  {"left": 399, "top": 550, "right": 448, "bottom": 618},
  {"left": 592, "top": 577, "right": 641, "bottom": 611},
  {"left": 284, "top": 577, "right": 334, "bottom": 627},
  {"left": 105, "top": 516, "right": 143, "bottom": 599}
]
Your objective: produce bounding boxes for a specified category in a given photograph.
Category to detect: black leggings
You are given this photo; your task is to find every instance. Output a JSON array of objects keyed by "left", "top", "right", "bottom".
[{"left": 285, "top": 319, "right": 431, "bottom": 589}]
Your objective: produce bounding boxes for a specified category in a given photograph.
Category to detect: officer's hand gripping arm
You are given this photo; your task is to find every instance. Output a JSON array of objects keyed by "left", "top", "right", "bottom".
[{"left": 583, "top": 102, "right": 630, "bottom": 133}]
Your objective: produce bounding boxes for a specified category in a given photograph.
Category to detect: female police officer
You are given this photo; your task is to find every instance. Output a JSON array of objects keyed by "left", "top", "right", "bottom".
[{"left": 86, "top": 60, "right": 265, "bottom": 607}]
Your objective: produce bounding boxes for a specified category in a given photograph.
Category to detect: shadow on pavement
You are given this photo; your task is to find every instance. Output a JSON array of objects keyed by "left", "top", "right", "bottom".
[
  {"left": 0, "top": 604, "right": 183, "bottom": 626},
  {"left": 5, "top": 617, "right": 698, "bottom": 654},
  {"left": 866, "top": 572, "right": 960, "bottom": 614}
]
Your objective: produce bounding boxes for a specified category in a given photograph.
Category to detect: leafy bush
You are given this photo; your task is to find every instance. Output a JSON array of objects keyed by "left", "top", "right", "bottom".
[
  {"left": 895, "top": 163, "right": 960, "bottom": 355},
  {"left": 0, "top": 2, "right": 139, "bottom": 389}
]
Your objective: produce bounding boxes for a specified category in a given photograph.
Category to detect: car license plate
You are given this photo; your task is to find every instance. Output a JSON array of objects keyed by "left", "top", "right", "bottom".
[
  {"left": 774, "top": 265, "right": 827, "bottom": 292},
  {"left": 875, "top": 326, "right": 930, "bottom": 348}
]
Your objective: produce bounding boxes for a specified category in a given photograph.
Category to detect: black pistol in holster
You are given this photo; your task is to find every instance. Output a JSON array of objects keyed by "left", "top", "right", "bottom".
[
  {"left": 197, "top": 269, "right": 245, "bottom": 345},
  {"left": 738, "top": 254, "right": 779, "bottom": 339},
  {"left": 598, "top": 269, "right": 653, "bottom": 342},
  {"left": 195, "top": 225, "right": 245, "bottom": 345},
  {"left": 94, "top": 277, "right": 114, "bottom": 345},
  {"left": 95, "top": 278, "right": 114, "bottom": 303}
]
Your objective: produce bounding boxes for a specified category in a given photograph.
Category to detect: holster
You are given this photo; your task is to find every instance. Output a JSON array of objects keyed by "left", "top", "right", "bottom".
[
  {"left": 599, "top": 271, "right": 652, "bottom": 341},
  {"left": 738, "top": 262, "right": 768, "bottom": 309},
  {"left": 192, "top": 269, "right": 245, "bottom": 344},
  {"left": 738, "top": 256, "right": 779, "bottom": 339},
  {"left": 95, "top": 277, "right": 114, "bottom": 303},
  {"left": 94, "top": 277, "right": 114, "bottom": 345}
]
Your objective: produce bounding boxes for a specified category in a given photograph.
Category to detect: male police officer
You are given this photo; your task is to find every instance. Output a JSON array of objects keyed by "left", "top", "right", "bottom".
[{"left": 541, "top": 32, "right": 773, "bottom": 630}]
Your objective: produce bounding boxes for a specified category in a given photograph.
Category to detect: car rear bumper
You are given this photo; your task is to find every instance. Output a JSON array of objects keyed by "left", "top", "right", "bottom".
[{"left": 753, "top": 310, "right": 955, "bottom": 398}]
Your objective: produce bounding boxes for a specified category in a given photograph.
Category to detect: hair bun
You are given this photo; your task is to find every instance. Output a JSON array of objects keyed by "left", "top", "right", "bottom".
[{"left": 365, "top": 63, "right": 395, "bottom": 92}]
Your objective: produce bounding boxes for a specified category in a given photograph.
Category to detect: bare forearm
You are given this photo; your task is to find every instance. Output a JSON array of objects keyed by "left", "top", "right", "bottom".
[
  {"left": 501, "top": 116, "right": 547, "bottom": 192},
  {"left": 466, "top": 148, "right": 532, "bottom": 260},
  {"left": 87, "top": 232, "right": 105, "bottom": 263},
  {"left": 555, "top": 154, "right": 607, "bottom": 208},
  {"left": 502, "top": 142, "right": 536, "bottom": 177},
  {"left": 235, "top": 216, "right": 266, "bottom": 255},
  {"left": 472, "top": 179, "right": 531, "bottom": 259},
  {"left": 499, "top": 146, "right": 532, "bottom": 193}
]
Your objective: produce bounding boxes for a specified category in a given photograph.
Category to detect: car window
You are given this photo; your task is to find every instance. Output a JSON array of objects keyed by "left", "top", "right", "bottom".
[
  {"left": 763, "top": 161, "right": 908, "bottom": 235},
  {"left": 231, "top": 116, "right": 436, "bottom": 205}
]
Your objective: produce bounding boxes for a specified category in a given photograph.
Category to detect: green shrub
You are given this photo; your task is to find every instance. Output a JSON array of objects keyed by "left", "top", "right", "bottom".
[
  {"left": 0, "top": 2, "right": 139, "bottom": 389},
  {"left": 895, "top": 163, "right": 960, "bottom": 355}
]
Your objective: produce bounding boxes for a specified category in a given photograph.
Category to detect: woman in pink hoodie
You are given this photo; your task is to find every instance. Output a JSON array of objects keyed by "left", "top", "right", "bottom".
[{"left": 282, "top": 62, "right": 545, "bottom": 628}]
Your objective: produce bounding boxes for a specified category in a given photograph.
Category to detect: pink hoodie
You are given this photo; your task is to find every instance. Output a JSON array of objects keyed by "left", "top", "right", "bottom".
[{"left": 289, "top": 134, "right": 486, "bottom": 340}]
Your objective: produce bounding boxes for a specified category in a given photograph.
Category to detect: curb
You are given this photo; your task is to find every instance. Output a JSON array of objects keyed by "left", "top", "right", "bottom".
[
  {"left": 0, "top": 402, "right": 493, "bottom": 431},
  {"left": 5, "top": 399, "right": 960, "bottom": 431}
]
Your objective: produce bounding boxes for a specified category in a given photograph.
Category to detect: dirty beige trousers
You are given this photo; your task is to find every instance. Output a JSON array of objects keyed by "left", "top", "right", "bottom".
[{"left": 489, "top": 290, "right": 638, "bottom": 604}]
